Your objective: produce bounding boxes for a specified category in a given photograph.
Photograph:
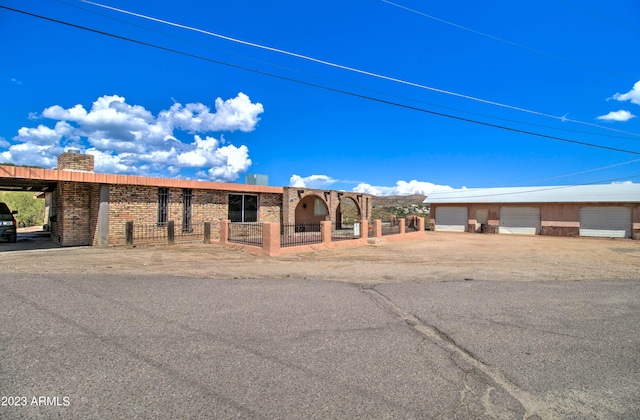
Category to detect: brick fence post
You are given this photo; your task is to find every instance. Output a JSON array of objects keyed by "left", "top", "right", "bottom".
[
  {"left": 359, "top": 219, "right": 368, "bottom": 240},
  {"left": 399, "top": 218, "right": 406, "bottom": 235},
  {"left": 320, "top": 220, "right": 332, "bottom": 244},
  {"left": 418, "top": 217, "right": 425, "bottom": 231},
  {"left": 263, "top": 223, "right": 281, "bottom": 256},
  {"left": 372, "top": 220, "right": 382, "bottom": 238},
  {"left": 220, "top": 219, "right": 229, "bottom": 243}
]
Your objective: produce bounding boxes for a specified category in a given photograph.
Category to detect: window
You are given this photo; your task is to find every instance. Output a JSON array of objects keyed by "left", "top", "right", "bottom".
[
  {"left": 314, "top": 198, "right": 327, "bottom": 216},
  {"left": 183, "top": 189, "right": 192, "bottom": 232},
  {"left": 158, "top": 188, "right": 169, "bottom": 226},
  {"left": 228, "top": 194, "right": 258, "bottom": 222}
]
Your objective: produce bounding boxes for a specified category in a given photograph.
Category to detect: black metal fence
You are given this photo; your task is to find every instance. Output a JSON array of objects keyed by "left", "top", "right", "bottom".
[
  {"left": 381, "top": 221, "right": 400, "bottom": 236},
  {"left": 332, "top": 222, "right": 359, "bottom": 241},
  {"left": 126, "top": 220, "right": 210, "bottom": 247},
  {"left": 228, "top": 222, "right": 263, "bottom": 247},
  {"left": 281, "top": 223, "right": 322, "bottom": 247}
]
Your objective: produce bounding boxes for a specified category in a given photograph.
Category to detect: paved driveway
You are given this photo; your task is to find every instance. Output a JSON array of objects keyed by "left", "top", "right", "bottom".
[{"left": 1, "top": 274, "right": 638, "bottom": 418}]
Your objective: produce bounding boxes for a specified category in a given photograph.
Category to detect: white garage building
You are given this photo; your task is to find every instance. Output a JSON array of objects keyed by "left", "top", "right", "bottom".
[{"left": 425, "top": 184, "right": 640, "bottom": 239}]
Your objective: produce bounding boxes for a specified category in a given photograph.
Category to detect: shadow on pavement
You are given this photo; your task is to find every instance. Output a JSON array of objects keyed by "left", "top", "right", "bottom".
[{"left": 0, "top": 228, "right": 61, "bottom": 252}]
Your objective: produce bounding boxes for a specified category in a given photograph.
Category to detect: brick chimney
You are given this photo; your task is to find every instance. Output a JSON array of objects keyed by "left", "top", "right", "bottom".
[{"left": 57, "top": 150, "right": 94, "bottom": 172}]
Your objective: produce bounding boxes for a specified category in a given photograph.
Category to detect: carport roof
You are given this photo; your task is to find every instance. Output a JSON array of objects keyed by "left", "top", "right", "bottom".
[
  {"left": 0, "top": 164, "right": 283, "bottom": 194},
  {"left": 424, "top": 183, "right": 640, "bottom": 204}
]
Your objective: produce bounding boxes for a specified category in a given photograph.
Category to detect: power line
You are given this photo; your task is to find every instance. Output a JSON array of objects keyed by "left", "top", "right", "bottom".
[
  {"left": 2, "top": 5, "right": 639, "bottom": 158},
  {"left": 79, "top": 0, "right": 640, "bottom": 139},
  {"left": 556, "top": 0, "right": 640, "bottom": 35},
  {"left": 55, "top": 0, "right": 640, "bottom": 143},
  {"left": 382, "top": 0, "right": 634, "bottom": 79}
]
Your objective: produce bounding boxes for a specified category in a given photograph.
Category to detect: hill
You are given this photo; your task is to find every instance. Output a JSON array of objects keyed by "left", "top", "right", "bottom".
[{"left": 371, "top": 194, "right": 429, "bottom": 221}]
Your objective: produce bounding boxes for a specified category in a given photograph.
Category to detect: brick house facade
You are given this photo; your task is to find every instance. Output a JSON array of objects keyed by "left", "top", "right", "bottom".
[{"left": 0, "top": 152, "right": 373, "bottom": 247}]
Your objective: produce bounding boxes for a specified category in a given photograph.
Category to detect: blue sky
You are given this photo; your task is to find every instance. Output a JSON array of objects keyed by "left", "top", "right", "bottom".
[{"left": 1, "top": 0, "right": 639, "bottom": 195}]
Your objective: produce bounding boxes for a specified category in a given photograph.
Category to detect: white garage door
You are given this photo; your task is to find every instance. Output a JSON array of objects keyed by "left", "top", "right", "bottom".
[
  {"left": 435, "top": 207, "right": 468, "bottom": 232},
  {"left": 580, "top": 207, "right": 631, "bottom": 238},
  {"left": 499, "top": 207, "right": 540, "bottom": 235}
]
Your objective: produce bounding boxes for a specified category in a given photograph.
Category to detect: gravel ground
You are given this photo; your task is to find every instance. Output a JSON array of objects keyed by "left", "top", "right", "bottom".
[{"left": 5, "top": 231, "right": 640, "bottom": 282}]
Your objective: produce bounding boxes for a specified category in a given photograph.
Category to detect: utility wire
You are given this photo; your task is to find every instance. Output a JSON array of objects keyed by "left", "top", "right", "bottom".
[
  {"left": 556, "top": 0, "right": 640, "bottom": 35},
  {"left": 53, "top": 0, "right": 640, "bottom": 143},
  {"left": 79, "top": 0, "right": 640, "bottom": 139},
  {"left": 2, "top": 5, "right": 639, "bottom": 158},
  {"left": 382, "top": 0, "right": 634, "bottom": 79}
]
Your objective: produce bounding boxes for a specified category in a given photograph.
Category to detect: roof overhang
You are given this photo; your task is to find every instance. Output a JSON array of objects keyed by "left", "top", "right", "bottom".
[{"left": 0, "top": 165, "right": 284, "bottom": 194}]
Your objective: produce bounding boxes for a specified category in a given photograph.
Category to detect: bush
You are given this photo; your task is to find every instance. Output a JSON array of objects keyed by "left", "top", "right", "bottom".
[{"left": 0, "top": 191, "right": 45, "bottom": 228}]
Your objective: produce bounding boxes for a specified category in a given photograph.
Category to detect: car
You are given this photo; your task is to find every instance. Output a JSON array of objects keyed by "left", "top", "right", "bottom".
[{"left": 0, "top": 202, "right": 18, "bottom": 243}]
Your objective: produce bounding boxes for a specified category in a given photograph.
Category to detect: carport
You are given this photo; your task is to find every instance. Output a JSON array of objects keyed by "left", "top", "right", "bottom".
[{"left": 0, "top": 172, "right": 56, "bottom": 249}]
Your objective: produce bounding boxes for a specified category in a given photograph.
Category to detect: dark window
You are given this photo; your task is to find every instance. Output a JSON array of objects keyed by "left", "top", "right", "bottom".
[
  {"left": 158, "top": 188, "right": 169, "bottom": 226},
  {"left": 183, "top": 189, "right": 192, "bottom": 232},
  {"left": 228, "top": 194, "right": 258, "bottom": 222}
]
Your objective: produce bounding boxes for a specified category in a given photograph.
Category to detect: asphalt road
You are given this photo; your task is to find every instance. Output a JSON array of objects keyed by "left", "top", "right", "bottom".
[{"left": 1, "top": 274, "right": 638, "bottom": 419}]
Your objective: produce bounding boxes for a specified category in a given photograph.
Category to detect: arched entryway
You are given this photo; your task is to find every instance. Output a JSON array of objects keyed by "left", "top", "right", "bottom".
[
  {"left": 336, "top": 196, "right": 361, "bottom": 229},
  {"left": 294, "top": 194, "right": 329, "bottom": 225}
]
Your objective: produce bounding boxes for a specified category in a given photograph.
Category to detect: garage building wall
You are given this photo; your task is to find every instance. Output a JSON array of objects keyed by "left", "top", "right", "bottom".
[{"left": 430, "top": 203, "right": 640, "bottom": 240}]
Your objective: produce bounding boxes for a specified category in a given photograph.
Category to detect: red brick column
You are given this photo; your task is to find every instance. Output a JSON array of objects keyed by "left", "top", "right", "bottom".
[
  {"left": 372, "top": 220, "right": 382, "bottom": 237},
  {"left": 263, "top": 223, "right": 281, "bottom": 256},
  {"left": 359, "top": 219, "right": 368, "bottom": 240},
  {"left": 418, "top": 217, "right": 425, "bottom": 231},
  {"left": 399, "top": 219, "right": 406, "bottom": 235},
  {"left": 219, "top": 219, "right": 229, "bottom": 243},
  {"left": 321, "top": 221, "right": 332, "bottom": 244}
]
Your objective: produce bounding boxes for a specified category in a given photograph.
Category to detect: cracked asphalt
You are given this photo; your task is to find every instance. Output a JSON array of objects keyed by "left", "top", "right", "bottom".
[{"left": 1, "top": 271, "right": 639, "bottom": 419}]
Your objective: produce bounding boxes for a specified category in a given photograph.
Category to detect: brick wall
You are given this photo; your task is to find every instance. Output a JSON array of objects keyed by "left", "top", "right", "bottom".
[
  {"left": 107, "top": 185, "right": 283, "bottom": 245},
  {"left": 53, "top": 181, "right": 94, "bottom": 246},
  {"left": 259, "top": 193, "right": 282, "bottom": 223}
]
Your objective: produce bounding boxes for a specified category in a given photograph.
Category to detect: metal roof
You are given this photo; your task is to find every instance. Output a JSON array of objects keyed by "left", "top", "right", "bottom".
[{"left": 424, "top": 183, "right": 640, "bottom": 204}]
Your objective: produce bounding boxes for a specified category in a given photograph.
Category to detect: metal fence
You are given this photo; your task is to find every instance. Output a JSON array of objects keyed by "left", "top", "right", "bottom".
[
  {"left": 127, "top": 221, "right": 208, "bottom": 246},
  {"left": 228, "top": 222, "right": 263, "bottom": 247},
  {"left": 176, "top": 222, "right": 205, "bottom": 241},
  {"left": 331, "top": 222, "right": 359, "bottom": 241},
  {"left": 132, "top": 223, "right": 168, "bottom": 243},
  {"left": 381, "top": 221, "right": 400, "bottom": 236},
  {"left": 281, "top": 223, "right": 322, "bottom": 247}
]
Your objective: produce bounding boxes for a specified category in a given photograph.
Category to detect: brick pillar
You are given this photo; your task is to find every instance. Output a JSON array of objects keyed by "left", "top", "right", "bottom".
[
  {"left": 359, "top": 219, "right": 368, "bottom": 240},
  {"left": 320, "top": 220, "right": 332, "bottom": 244},
  {"left": 399, "top": 218, "right": 406, "bottom": 234},
  {"left": 263, "top": 223, "right": 281, "bottom": 256},
  {"left": 418, "top": 217, "right": 425, "bottom": 231},
  {"left": 219, "top": 219, "right": 229, "bottom": 243},
  {"left": 372, "top": 220, "right": 382, "bottom": 238}
]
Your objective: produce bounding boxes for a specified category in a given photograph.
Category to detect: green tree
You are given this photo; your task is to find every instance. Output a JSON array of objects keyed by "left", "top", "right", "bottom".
[{"left": 0, "top": 191, "right": 45, "bottom": 228}]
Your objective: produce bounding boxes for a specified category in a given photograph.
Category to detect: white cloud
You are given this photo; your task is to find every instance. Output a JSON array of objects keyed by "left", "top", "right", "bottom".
[
  {"left": 611, "top": 80, "right": 640, "bottom": 106},
  {"left": 596, "top": 110, "right": 636, "bottom": 122},
  {"left": 159, "top": 92, "right": 263, "bottom": 133},
  {"left": 0, "top": 137, "right": 9, "bottom": 149},
  {"left": 0, "top": 142, "right": 62, "bottom": 168},
  {"left": 353, "top": 180, "right": 455, "bottom": 196},
  {"left": 1, "top": 93, "right": 261, "bottom": 180},
  {"left": 289, "top": 174, "right": 338, "bottom": 189}
]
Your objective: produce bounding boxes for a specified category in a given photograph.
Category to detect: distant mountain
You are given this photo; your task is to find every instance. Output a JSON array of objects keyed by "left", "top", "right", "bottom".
[
  {"left": 372, "top": 194, "right": 427, "bottom": 208},
  {"left": 370, "top": 194, "right": 429, "bottom": 221}
]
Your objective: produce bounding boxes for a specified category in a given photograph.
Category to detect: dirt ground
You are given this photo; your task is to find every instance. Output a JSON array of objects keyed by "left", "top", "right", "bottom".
[{"left": 5, "top": 231, "right": 640, "bottom": 283}]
